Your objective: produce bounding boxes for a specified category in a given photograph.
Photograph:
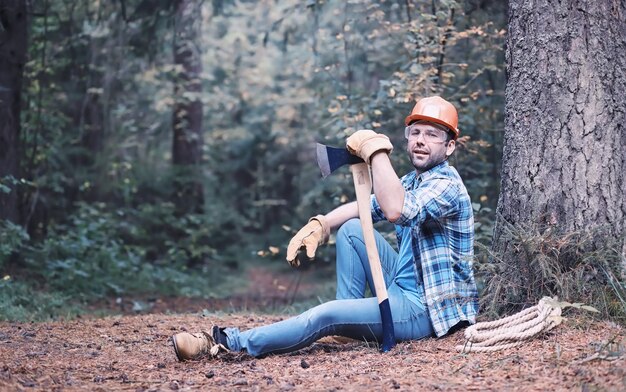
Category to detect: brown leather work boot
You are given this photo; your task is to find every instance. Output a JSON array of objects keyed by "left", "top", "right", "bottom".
[{"left": 171, "top": 331, "right": 214, "bottom": 361}]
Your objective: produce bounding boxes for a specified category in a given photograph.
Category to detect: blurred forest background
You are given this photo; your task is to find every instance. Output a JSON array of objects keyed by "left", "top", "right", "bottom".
[{"left": 8, "top": 0, "right": 617, "bottom": 322}]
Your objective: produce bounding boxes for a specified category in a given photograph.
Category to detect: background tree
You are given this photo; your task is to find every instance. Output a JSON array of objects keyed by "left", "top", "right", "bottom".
[
  {"left": 172, "top": 0, "right": 204, "bottom": 212},
  {"left": 487, "top": 0, "right": 626, "bottom": 315},
  {"left": 0, "top": 0, "right": 28, "bottom": 223}
]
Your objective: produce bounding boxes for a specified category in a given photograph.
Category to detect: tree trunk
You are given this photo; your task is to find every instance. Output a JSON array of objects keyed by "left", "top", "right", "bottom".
[
  {"left": 490, "top": 0, "right": 626, "bottom": 309},
  {"left": 172, "top": 0, "right": 204, "bottom": 212},
  {"left": 0, "top": 0, "right": 28, "bottom": 223}
]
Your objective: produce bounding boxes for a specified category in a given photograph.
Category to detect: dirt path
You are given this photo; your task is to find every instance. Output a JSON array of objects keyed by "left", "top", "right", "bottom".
[
  {"left": 1, "top": 312, "right": 624, "bottom": 391},
  {"left": 88, "top": 266, "right": 322, "bottom": 316}
]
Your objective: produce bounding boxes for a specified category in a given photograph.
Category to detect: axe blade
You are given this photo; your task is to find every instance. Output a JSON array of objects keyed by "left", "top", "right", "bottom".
[{"left": 316, "top": 143, "right": 364, "bottom": 178}]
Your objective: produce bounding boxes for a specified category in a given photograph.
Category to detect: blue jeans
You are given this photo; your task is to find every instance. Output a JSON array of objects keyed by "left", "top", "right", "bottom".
[{"left": 224, "top": 219, "right": 433, "bottom": 357}]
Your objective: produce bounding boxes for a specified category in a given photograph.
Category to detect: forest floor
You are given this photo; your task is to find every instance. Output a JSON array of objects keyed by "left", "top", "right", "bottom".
[{"left": 1, "top": 268, "right": 625, "bottom": 391}]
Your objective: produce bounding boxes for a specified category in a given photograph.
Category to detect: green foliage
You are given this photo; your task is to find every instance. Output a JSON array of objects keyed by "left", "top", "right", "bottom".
[
  {"left": 19, "top": 202, "right": 229, "bottom": 302},
  {"left": 472, "top": 201, "right": 495, "bottom": 247},
  {"left": 20, "top": 0, "right": 506, "bottom": 233},
  {"left": 128, "top": 202, "right": 221, "bottom": 266},
  {"left": 477, "top": 220, "right": 626, "bottom": 324},
  {"left": 22, "top": 203, "right": 141, "bottom": 299},
  {"left": 0, "top": 220, "right": 30, "bottom": 269},
  {"left": 0, "top": 195, "right": 253, "bottom": 321},
  {"left": 0, "top": 176, "right": 17, "bottom": 194},
  {"left": 0, "top": 278, "right": 80, "bottom": 322}
]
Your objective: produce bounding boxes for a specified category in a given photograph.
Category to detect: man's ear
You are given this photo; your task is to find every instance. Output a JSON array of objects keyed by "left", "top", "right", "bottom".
[{"left": 445, "top": 140, "right": 456, "bottom": 157}]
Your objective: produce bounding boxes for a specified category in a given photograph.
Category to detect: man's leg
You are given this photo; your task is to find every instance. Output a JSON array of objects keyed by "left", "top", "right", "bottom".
[
  {"left": 335, "top": 218, "right": 398, "bottom": 299},
  {"left": 192, "top": 219, "right": 431, "bottom": 359},
  {"left": 223, "top": 284, "right": 432, "bottom": 358}
]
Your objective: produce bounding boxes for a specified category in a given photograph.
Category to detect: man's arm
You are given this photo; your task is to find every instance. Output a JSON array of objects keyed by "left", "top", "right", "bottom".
[
  {"left": 322, "top": 201, "right": 359, "bottom": 231},
  {"left": 286, "top": 201, "right": 358, "bottom": 266},
  {"left": 369, "top": 152, "right": 405, "bottom": 222}
]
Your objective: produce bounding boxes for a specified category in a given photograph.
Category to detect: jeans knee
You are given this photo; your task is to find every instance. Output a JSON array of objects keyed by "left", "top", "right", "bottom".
[
  {"left": 337, "top": 218, "right": 362, "bottom": 242},
  {"left": 300, "top": 301, "right": 335, "bottom": 329}
]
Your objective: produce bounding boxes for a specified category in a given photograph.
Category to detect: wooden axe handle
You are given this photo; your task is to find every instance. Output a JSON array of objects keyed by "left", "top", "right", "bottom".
[{"left": 350, "top": 162, "right": 395, "bottom": 352}]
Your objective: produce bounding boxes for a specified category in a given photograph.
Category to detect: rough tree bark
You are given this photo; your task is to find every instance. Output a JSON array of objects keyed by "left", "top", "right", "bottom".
[
  {"left": 0, "top": 0, "right": 28, "bottom": 223},
  {"left": 172, "top": 0, "right": 204, "bottom": 212},
  {"left": 490, "top": 0, "right": 626, "bottom": 306}
]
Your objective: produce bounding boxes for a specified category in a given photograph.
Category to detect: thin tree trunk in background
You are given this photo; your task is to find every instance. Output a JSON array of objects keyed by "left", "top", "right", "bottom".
[
  {"left": 76, "top": 35, "right": 105, "bottom": 204},
  {"left": 172, "top": 0, "right": 204, "bottom": 212},
  {"left": 491, "top": 0, "right": 626, "bottom": 305},
  {"left": 81, "top": 91, "right": 104, "bottom": 161},
  {"left": 0, "top": 0, "right": 28, "bottom": 223},
  {"left": 79, "top": 32, "right": 106, "bottom": 166}
]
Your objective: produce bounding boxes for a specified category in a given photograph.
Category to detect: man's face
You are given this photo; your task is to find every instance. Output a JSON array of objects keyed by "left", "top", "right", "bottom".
[{"left": 405, "top": 122, "right": 456, "bottom": 174}]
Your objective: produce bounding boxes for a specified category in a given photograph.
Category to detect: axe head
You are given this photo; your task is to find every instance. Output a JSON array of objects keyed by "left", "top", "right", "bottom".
[{"left": 316, "top": 143, "right": 364, "bottom": 178}]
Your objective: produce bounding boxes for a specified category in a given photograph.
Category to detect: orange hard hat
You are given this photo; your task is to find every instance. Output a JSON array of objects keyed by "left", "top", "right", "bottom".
[{"left": 404, "top": 96, "right": 459, "bottom": 139}]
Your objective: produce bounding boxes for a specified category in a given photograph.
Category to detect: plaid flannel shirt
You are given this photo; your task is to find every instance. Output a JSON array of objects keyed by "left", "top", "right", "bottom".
[{"left": 371, "top": 161, "right": 479, "bottom": 337}]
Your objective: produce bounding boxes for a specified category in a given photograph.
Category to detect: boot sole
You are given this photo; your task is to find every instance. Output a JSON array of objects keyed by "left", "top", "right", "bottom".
[{"left": 171, "top": 335, "right": 185, "bottom": 362}]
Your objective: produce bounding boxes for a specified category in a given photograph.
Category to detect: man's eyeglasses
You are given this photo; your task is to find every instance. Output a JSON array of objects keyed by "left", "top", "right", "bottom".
[{"left": 404, "top": 125, "right": 449, "bottom": 143}]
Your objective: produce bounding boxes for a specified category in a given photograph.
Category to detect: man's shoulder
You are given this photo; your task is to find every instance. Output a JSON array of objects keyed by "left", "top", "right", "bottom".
[
  {"left": 402, "top": 163, "right": 468, "bottom": 194},
  {"left": 427, "top": 164, "right": 466, "bottom": 187},
  {"left": 422, "top": 165, "right": 460, "bottom": 185},
  {"left": 421, "top": 165, "right": 472, "bottom": 207},
  {"left": 434, "top": 162, "right": 461, "bottom": 178}
]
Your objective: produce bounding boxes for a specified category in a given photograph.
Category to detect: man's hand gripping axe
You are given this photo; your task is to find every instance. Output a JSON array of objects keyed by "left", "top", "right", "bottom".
[{"left": 316, "top": 143, "right": 396, "bottom": 353}]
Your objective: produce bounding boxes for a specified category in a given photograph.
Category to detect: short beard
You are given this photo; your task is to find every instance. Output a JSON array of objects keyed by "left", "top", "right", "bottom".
[
  {"left": 407, "top": 142, "right": 450, "bottom": 174},
  {"left": 410, "top": 155, "right": 446, "bottom": 173}
]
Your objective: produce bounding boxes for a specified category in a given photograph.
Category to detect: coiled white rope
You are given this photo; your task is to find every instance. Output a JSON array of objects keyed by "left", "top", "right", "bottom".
[{"left": 457, "top": 297, "right": 563, "bottom": 353}]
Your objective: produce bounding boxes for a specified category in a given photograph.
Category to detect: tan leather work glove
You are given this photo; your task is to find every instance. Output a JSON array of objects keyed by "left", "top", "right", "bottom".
[
  {"left": 346, "top": 129, "right": 393, "bottom": 163},
  {"left": 286, "top": 215, "right": 330, "bottom": 267}
]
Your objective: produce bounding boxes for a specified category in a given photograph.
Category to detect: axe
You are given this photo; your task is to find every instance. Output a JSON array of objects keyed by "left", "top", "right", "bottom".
[{"left": 316, "top": 143, "right": 396, "bottom": 352}]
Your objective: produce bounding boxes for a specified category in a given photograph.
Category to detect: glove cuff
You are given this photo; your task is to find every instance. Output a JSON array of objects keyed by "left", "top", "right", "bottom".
[
  {"left": 361, "top": 135, "right": 393, "bottom": 163},
  {"left": 309, "top": 214, "right": 330, "bottom": 244}
]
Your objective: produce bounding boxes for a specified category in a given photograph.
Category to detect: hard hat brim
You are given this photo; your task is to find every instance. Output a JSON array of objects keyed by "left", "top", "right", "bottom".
[{"left": 404, "top": 114, "right": 459, "bottom": 139}]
